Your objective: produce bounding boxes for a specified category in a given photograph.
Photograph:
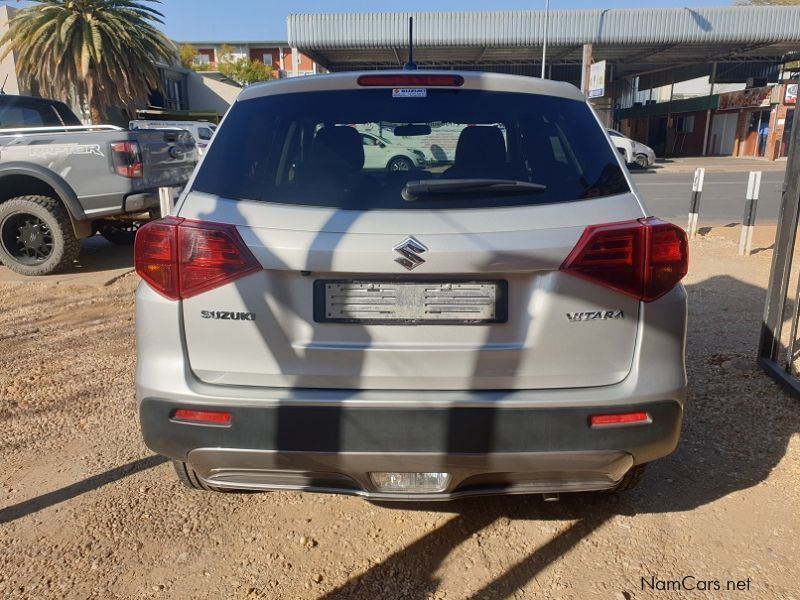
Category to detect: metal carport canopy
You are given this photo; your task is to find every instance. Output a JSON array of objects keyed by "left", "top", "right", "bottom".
[{"left": 287, "top": 7, "right": 800, "bottom": 86}]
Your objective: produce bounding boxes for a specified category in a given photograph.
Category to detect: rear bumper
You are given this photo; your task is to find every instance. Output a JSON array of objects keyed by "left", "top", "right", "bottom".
[
  {"left": 136, "top": 283, "right": 687, "bottom": 499},
  {"left": 140, "top": 397, "right": 682, "bottom": 498}
]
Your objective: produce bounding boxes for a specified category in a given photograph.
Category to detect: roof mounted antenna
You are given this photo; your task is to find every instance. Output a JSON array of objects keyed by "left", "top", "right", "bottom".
[
  {"left": 403, "top": 17, "right": 417, "bottom": 70},
  {"left": 0, "top": 74, "right": 8, "bottom": 95}
]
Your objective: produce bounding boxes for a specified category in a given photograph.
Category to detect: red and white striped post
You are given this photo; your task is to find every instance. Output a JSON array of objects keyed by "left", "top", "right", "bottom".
[
  {"left": 739, "top": 171, "right": 762, "bottom": 256},
  {"left": 687, "top": 167, "right": 705, "bottom": 239}
]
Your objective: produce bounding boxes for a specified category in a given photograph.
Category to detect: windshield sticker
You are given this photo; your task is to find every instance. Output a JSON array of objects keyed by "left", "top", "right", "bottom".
[{"left": 392, "top": 88, "right": 427, "bottom": 98}]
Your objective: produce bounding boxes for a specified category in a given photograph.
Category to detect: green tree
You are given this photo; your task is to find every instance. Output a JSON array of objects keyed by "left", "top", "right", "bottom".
[
  {"left": 218, "top": 58, "right": 273, "bottom": 86},
  {"left": 0, "top": 0, "right": 175, "bottom": 123},
  {"left": 178, "top": 43, "right": 198, "bottom": 69}
]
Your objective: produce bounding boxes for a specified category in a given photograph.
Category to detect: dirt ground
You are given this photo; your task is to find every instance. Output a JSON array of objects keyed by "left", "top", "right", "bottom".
[{"left": 1, "top": 225, "right": 799, "bottom": 600}]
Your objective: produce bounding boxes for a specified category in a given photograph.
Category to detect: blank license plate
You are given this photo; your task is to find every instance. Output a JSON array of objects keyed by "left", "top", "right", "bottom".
[{"left": 314, "top": 280, "right": 507, "bottom": 324}]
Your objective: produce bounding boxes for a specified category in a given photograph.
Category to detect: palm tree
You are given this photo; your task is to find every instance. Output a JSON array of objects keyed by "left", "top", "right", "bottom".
[{"left": 0, "top": 0, "right": 175, "bottom": 123}]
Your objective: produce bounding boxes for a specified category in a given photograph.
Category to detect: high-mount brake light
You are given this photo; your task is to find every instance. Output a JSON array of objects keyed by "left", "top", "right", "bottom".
[
  {"left": 560, "top": 217, "right": 688, "bottom": 302},
  {"left": 357, "top": 74, "right": 464, "bottom": 87},
  {"left": 134, "top": 217, "right": 261, "bottom": 300}
]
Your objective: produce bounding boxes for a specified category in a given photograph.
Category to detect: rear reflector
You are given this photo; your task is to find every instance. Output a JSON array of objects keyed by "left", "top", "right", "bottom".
[
  {"left": 369, "top": 472, "right": 451, "bottom": 493},
  {"left": 172, "top": 409, "right": 232, "bottom": 426},
  {"left": 135, "top": 217, "right": 261, "bottom": 300},
  {"left": 560, "top": 217, "right": 688, "bottom": 302},
  {"left": 357, "top": 74, "right": 464, "bottom": 87},
  {"left": 590, "top": 412, "right": 651, "bottom": 428}
]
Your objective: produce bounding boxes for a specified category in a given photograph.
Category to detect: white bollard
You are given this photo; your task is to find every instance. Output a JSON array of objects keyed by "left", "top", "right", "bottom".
[
  {"left": 687, "top": 167, "right": 705, "bottom": 239},
  {"left": 158, "top": 187, "right": 174, "bottom": 217},
  {"left": 739, "top": 171, "right": 762, "bottom": 256}
]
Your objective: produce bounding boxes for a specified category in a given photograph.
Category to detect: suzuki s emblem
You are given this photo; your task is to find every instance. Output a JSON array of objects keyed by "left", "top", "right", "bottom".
[{"left": 393, "top": 236, "right": 428, "bottom": 270}]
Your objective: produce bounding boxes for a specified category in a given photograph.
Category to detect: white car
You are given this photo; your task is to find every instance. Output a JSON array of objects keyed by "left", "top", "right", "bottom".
[
  {"left": 130, "top": 120, "right": 217, "bottom": 155},
  {"left": 358, "top": 130, "right": 427, "bottom": 171},
  {"left": 608, "top": 129, "right": 656, "bottom": 168}
]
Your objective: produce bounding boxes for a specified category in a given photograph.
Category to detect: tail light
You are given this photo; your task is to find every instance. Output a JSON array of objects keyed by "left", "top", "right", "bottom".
[
  {"left": 134, "top": 217, "right": 261, "bottom": 300},
  {"left": 560, "top": 217, "right": 688, "bottom": 302},
  {"left": 110, "top": 141, "right": 142, "bottom": 178}
]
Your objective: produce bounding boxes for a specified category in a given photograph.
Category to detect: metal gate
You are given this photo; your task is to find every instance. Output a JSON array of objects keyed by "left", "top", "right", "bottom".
[{"left": 759, "top": 107, "right": 800, "bottom": 395}]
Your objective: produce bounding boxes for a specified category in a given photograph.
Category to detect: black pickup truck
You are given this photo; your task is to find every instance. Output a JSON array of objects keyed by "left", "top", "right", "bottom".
[{"left": 0, "top": 94, "right": 198, "bottom": 275}]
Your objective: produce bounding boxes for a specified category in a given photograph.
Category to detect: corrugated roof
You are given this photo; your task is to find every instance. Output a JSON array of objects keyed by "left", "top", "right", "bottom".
[{"left": 288, "top": 7, "right": 800, "bottom": 48}]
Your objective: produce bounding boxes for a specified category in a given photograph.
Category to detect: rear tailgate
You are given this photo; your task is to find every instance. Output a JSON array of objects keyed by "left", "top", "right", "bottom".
[
  {"left": 178, "top": 193, "right": 645, "bottom": 391},
  {"left": 134, "top": 129, "right": 198, "bottom": 189}
]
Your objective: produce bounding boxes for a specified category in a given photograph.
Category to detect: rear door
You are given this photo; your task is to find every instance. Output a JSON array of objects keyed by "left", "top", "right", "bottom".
[{"left": 177, "top": 84, "right": 644, "bottom": 391}]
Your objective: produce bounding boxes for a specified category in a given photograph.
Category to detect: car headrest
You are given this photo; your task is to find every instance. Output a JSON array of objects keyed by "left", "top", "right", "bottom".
[
  {"left": 455, "top": 126, "right": 507, "bottom": 169},
  {"left": 311, "top": 126, "right": 365, "bottom": 173}
]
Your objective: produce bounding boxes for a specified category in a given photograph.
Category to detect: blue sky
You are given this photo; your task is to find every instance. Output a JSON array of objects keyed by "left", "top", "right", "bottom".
[{"left": 1, "top": 0, "right": 736, "bottom": 41}]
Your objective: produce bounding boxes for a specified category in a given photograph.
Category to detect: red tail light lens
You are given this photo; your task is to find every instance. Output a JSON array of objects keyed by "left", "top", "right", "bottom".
[
  {"left": 357, "top": 74, "right": 464, "bottom": 87},
  {"left": 110, "top": 141, "right": 142, "bottom": 178},
  {"left": 560, "top": 217, "right": 688, "bottom": 302},
  {"left": 134, "top": 218, "right": 261, "bottom": 300}
]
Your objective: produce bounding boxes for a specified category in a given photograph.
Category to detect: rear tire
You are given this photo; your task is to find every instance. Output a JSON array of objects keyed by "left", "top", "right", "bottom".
[
  {"left": 633, "top": 154, "right": 650, "bottom": 169},
  {"left": 172, "top": 460, "right": 224, "bottom": 492},
  {"left": 608, "top": 463, "right": 648, "bottom": 492},
  {"left": 0, "top": 195, "right": 80, "bottom": 276}
]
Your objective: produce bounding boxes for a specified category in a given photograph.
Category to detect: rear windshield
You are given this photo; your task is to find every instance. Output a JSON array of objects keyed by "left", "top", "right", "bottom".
[
  {"left": 192, "top": 89, "right": 629, "bottom": 210},
  {"left": 0, "top": 98, "right": 79, "bottom": 129}
]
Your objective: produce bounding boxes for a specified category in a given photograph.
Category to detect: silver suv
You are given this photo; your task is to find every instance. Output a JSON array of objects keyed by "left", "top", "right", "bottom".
[{"left": 135, "top": 71, "right": 688, "bottom": 500}]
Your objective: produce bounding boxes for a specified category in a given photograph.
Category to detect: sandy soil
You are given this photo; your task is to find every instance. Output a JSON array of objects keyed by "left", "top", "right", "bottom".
[{"left": 1, "top": 226, "right": 798, "bottom": 600}]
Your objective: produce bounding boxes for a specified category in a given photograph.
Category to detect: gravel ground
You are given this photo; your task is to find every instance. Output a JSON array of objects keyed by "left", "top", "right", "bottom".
[{"left": 1, "top": 227, "right": 798, "bottom": 600}]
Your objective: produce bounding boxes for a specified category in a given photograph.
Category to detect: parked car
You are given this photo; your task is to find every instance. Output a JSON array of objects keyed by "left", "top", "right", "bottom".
[
  {"left": 0, "top": 95, "right": 198, "bottom": 275},
  {"left": 135, "top": 71, "right": 688, "bottom": 500},
  {"left": 608, "top": 129, "right": 656, "bottom": 168},
  {"left": 358, "top": 129, "right": 426, "bottom": 171},
  {"left": 130, "top": 120, "right": 217, "bottom": 155}
]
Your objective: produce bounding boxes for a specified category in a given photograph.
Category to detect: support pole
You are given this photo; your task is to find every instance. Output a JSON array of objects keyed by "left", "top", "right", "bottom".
[
  {"left": 739, "top": 171, "right": 762, "bottom": 256},
  {"left": 541, "top": 0, "right": 550, "bottom": 79},
  {"left": 580, "top": 44, "right": 593, "bottom": 96},
  {"left": 687, "top": 167, "right": 705, "bottom": 239},
  {"left": 159, "top": 187, "right": 174, "bottom": 217},
  {"left": 702, "top": 62, "right": 717, "bottom": 156}
]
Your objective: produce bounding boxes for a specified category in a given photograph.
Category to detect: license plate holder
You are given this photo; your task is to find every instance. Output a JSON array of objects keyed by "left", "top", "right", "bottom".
[{"left": 314, "top": 280, "right": 507, "bottom": 325}]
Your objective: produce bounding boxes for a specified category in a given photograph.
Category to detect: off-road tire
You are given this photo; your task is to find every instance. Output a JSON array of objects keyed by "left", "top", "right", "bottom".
[
  {"left": 0, "top": 195, "right": 80, "bottom": 276},
  {"left": 608, "top": 463, "right": 648, "bottom": 493}
]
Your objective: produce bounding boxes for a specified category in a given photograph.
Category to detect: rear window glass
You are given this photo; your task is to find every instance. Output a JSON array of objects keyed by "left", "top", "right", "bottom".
[
  {"left": 197, "top": 127, "right": 213, "bottom": 140},
  {"left": 0, "top": 99, "right": 68, "bottom": 129},
  {"left": 192, "top": 89, "right": 629, "bottom": 210}
]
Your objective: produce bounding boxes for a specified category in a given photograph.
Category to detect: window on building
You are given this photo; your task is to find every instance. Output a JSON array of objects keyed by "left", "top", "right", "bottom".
[{"left": 675, "top": 115, "right": 695, "bottom": 134}]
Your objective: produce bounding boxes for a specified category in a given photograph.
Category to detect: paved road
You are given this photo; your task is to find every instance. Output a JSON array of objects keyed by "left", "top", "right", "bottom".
[{"left": 632, "top": 169, "right": 787, "bottom": 225}]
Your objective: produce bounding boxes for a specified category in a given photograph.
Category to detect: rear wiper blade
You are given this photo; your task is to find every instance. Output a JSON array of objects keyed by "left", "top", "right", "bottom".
[{"left": 402, "top": 179, "right": 547, "bottom": 202}]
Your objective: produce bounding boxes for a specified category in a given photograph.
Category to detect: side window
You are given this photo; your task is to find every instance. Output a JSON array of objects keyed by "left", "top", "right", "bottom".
[
  {"left": 361, "top": 134, "right": 378, "bottom": 147},
  {"left": 197, "top": 127, "right": 213, "bottom": 141}
]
